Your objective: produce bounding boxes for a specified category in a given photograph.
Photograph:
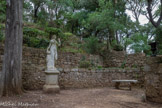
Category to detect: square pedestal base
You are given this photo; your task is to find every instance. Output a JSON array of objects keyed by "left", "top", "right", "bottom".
[{"left": 43, "top": 85, "right": 60, "bottom": 93}]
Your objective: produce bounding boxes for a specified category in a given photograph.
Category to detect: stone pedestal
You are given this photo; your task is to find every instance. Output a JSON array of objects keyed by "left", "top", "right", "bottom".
[{"left": 43, "top": 69, "right": 60, "bottom": 93}]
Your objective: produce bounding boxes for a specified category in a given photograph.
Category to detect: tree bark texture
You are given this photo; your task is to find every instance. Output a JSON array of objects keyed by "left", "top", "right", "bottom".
[{"left": 0, "top": 0, "right": 23, "bottom": 96}]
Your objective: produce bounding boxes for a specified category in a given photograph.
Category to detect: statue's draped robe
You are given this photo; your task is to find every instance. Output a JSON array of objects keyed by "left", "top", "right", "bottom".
[{"left": 47, "top": 39, "right": 58, "bottom": 70}]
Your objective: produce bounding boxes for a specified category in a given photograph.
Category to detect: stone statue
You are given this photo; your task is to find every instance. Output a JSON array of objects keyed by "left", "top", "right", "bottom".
[{"left": 46, "top": 35, "right": 61, "bottom": 70}]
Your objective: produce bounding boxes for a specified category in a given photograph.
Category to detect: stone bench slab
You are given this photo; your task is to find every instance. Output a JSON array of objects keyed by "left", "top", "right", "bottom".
[
  {"left": 112, "top": 80, "right": 138, "bottom": 83},
  {"left": 112, "top": 80, "right": 138, "bottom": 90}
]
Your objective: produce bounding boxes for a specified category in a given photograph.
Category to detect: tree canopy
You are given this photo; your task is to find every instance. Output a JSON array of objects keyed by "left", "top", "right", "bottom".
[{"left": 0, "top": 0, "right": 162, "bottom": 54}]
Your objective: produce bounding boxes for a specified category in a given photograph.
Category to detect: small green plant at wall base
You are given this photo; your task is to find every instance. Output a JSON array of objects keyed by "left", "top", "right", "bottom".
[
  {"left": 79, "top": 61, "right": 91, "bottom": 68},
  {"left": 97, "top": 65, "right": 103, "bottom": 69},
  {"left": 132, "top": 64, "right": 138, "bottom": 68},
  {"left": 90, "top": 60, "right": 96, "bottom": 67},
  {"left": 135, "top": 74, "right": 139, "bottom": 79},
  {"left": 121, "top": 61, "right": 126, "bottom": 68},
  {"left": 81, "top": 55, "right": 86, "bottom": 61}
]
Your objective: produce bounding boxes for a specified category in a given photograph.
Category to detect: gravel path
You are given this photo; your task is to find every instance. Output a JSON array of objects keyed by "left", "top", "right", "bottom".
[{"left": 0, "top": 87, "right": 162, "bottom": 108}]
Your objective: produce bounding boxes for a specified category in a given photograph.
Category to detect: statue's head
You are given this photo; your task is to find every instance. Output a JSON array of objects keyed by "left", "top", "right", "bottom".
[{"left": 52, "top": 35, "right": 56, "bottom": 40}]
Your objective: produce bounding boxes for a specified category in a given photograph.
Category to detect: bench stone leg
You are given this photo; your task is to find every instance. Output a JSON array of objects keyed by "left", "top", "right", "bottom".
[{"left": 115, "top": 82, "right": 120, "bottom": 89}]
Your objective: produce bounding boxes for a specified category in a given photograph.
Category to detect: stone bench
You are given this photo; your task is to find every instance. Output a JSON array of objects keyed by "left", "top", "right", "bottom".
[{"left": 112, "top": 80, "right": 138, "bottom": 90}]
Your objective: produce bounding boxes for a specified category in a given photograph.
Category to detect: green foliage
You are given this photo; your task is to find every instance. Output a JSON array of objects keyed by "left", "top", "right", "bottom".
[
  {"left": 23, "top": 27, "right": 47, "bottom": 37},
  {"left": 121, "top": 61, "right": 126, "bottom": 68},
  {"left": 113, "top": 44, "right": 123, "bottom": 51},
  {"left": 45, "top": 27, "right": 63, "bottom": 39},
  {"left": 155, "top": 27, "right": 162, "bottom": 54},
  {"left": 83, "top": 36, "right": 103, "bottom": 54},
  {"left": 3, "top": 0, "right": 159, "bottom": 55},
  {"left": 123, "top": 37, "right": 133, "bottom": 49},
  {"left": 62, "top": 32, "right": 73, "bottom": 42},
  {"left": 26, "top": 37, "right": 40, "bottom": 47},
  {"left": 111, "top": 40, "right": 123, "bottom": 51},
  {"left": 60, "top": 32, "right": 84, "bottom": 53},
  {"left": 60, "top": 47, "right": 84, "bottom": 53},
  {"left": 121, "top": 55, "right": 127, "bottom": 68},
  {"left": 23, "top": 27, "right": 49, "bottom": 48},
  {"left": 0, "top": 0, "right": 6, "bottom": 23},
  {"left": 79, "top": 55, "right": 102, "bottom": 69},
  {"left": 130, "top": 33, "right": 151, "bottom": 55},
  {"left": 132, "top": 64, "right": 138, "bottom": 68},
  {"left": 38, "top": 38, "right": 49, "bottom": 48},
  {"left": 81, "top": 55, "right": 86, "bottom": 61},
  {"left": 23, "top": 36, "right": 49, "bottom": 48},
  {"left": 97, "top": 65, "right": 103, "bottom": 69},
  {"left": 45, "top": 27, "right": 60, "bottom": 35},
  {"left": 64, "top": 32, "right": 73, "bottom": 37},
  {"left": 0, "top": 24, "right": 5, "bottom": 42},
  {"left": 62, "top": 32, "right": 80, "bottom": 46}
]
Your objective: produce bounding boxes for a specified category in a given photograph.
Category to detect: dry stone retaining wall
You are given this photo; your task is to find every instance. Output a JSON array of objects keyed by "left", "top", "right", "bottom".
[
  {"left": 59, "top": 68, "right": 142, "bottom": 89},
  {"left": 0, "top": 44, "right": 145, "bottom": 90},
  {"left": 0, "top": 44, "right": 103, "bottom": 70},
  {"left": 144, "top": 56, "right": 162, "bottom": 103},
  {"left": 22, "top": 68, "right": 142, "bottom": 90},
  {"left": 103, "top": 50, "right": 146, "bottom": 68}
]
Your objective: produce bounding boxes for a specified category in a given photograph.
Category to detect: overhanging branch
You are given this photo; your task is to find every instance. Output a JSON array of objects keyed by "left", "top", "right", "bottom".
[{"left": 147, "top": 0, "right": 162, "bottom": 28}]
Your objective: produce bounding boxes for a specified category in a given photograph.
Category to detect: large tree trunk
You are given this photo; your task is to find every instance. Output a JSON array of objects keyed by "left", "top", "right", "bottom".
[
  {"left": 0, "top": 0, "right": 23, "bottom": 96},
  {"left": 34, "top": 5, "right": 40, "bottom": 23}
]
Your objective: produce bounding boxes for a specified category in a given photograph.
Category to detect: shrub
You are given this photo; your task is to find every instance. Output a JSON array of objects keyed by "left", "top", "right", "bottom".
[
  {"left": 64, "top": 32, "right": 73, "bottom": 37},
  {"left": 0, "top": 24, "right": 5, "bottom": 42},
  {"left": 113, "top": 44, "right": 123, "bottom": 51},
  {"left": 121, "top": 61, "right": 126, "bottom": 68},
  {"left": 27, "top": 37, "right": 40, "bottom": 48},
  {"left": 83, "top": 36, "right": 103, "bottom": 54},
  {"left": 81, "top": 55, "right": 86, "bottom": 61},
  {"left": 111, "top": 40, "right": 123, "bottom": 51},
  {"left": 0, "top": 1, "right": 6, "bottom": 23},
  {"left": 63, "top": 33, "right": 80, "bottom": 45},
  {"left": 97, "top": 65, "right": 103, "bottom": 69},
  {"left": 23, "top": 27, "right": 49, "bottom": 48},
  {"left": 23, "top": 27, "right": 47, "bottom": 37},
  {"left": 45, "top": 27, "right": 63, "bottom": 39},
  {"left": 60, "top": 47, "right": 84, "bottom": 53},
  {"left": 38, "top": 38, "right": 49, "bottom": 48},
  {"left": 23, "top": 35, "right": 49, "bottom": 48},
  {"left": 61, "top": 32, "right": 73, "bottom": 46}
]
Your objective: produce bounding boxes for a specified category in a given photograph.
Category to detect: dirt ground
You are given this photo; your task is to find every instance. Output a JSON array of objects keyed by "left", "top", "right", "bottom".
[{"left": 0, "top": 87, "right": 162, "bottom": 108}]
